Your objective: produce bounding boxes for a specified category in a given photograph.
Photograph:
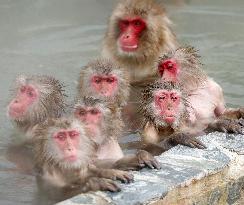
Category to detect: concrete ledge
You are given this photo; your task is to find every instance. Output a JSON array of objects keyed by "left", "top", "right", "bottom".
[{"left": 56, "top": 133, "right": 244, "bottom": 205}]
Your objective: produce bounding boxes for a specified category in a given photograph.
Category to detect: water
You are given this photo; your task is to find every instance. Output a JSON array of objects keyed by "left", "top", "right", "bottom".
[{"left": 0, "top": 0, "right": 244, "bottom": 204}]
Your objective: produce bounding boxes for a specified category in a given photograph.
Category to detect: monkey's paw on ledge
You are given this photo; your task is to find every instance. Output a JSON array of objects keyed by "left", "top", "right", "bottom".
[{"left": 56, "top": 132, "right": 244, "bottom": 205}]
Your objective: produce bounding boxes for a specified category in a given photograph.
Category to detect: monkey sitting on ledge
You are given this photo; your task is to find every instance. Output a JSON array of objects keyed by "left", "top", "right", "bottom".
[
  {"left": 33, "top": 118, "right": 133, "bottom": 200},
  {"left": 140, "top": 81, "right": 244, "bottom": 156}
]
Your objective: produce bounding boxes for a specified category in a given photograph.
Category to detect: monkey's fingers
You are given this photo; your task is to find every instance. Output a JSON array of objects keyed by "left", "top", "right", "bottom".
[
  {"left": 101, "top": 179, "right": 121, "bottom": 192},
  {"left": 191, "top": 139, "right": 206, "bottom": 149},
  {"left": 116, "top": 172, "right": 134, "bottom": 184},
  {"left": 150, "top": 158, "right": 161, "bottom": 170}
]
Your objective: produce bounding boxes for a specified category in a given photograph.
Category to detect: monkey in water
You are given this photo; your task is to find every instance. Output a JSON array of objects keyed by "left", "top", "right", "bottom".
[
  {"left": 33, "top": 118, "right": 134, "bottom": 201},
  {"left": 140, "top": 81, "right": 244, "bottom": 155},
  {"left": 157, "top": 46, "right": 244, "bottom": 134},
  {"left": 102, "top": 0, "right": 178, "bottom": 85},
  {"left": 73, "top": 96, "right": 161, "bottom": 171},
  {"left": 7, "top": 75, "right": 66, "bottom": 139},
  {"left": 78, "top": 58, "right": 130, "bottom": 107}
]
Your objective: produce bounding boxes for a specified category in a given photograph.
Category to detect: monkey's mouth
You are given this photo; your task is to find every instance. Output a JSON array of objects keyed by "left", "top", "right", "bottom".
[
  {"left": 65, "top": 155, "right": 77, "bottom": 162},
  {"left": 164, "top": 116, "right": 176, "bottom": 124},
  {"left": 121, "top": 45, "right": 138, "bottom": 52}
]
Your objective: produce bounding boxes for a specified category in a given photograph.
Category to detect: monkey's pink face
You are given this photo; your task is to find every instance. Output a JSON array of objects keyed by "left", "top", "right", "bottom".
[
  {"left": 91, "top": 74, "right": 118, "bottom": 97},
  {"left": 154, "top": 90, "right": 181, "bottom": 124},
  {"left": 53, "top": 129, "right": 80, "bottom": 162},
  {"left": 118, "top": 18, "right": 146, "bottom": 52},
  {"left": 75, "top": 107, "right": 102, "bottom": 125},
  {"left": 8, "top": 85, "right": 39, "bottom": 119},
  {"left": 158, "top": 59, "right": 179, "bottom": 82}
]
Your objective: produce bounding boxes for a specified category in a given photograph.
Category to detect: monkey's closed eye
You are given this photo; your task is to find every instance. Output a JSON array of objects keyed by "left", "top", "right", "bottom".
[
  {"left": 56, "top": 133, "right": 66, "bottom": 141},
  {"left": 106, "top": 77, "right": 115, "bottom": 83},
  {"left": 90, "top": 109, "right": 100, "bottom": 115}
]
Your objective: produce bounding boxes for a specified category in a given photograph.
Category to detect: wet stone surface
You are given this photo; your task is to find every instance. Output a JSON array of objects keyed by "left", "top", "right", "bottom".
[{"left": 57, "top": 132, "right": 244, "bottom": 205}]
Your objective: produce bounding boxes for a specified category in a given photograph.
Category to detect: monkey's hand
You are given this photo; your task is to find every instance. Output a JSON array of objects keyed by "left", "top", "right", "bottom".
[
  {"left": 83, "top": 177, "right": 121, "bottom": 192},
  {"left": 93, "top": 167, "right": 134, "bottom": 184},
  {"left": 169, "top": 133, "right": 206, "bottom": 149},
  {"left": 208, "top": 118, "right": 244, "bottom": 134},
  {"left": 136, "top": 150, "right": 161, "bottom": 170}
]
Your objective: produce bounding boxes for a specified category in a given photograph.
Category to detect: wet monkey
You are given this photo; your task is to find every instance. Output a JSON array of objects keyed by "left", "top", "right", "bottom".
[
  {"left": 78, "top": 58, "right": 130, "bottom": 107},
  {"left": 102, "top": 0, "right": 178, "bottom": 85},
  {"left": 34, "top": 118, "right": 133, "bottom": 200},
  {"left": 157, "top": 46, "right": 244, "bottom": 132},
  {"left": 7, "top": 75, "right": 66, "bottom": 138},
  {"left": 141, "top": 81, "right": 243, "bottom": 156},
  {"left": 73, "top": 97, "right": 161, "bottom": 171}
]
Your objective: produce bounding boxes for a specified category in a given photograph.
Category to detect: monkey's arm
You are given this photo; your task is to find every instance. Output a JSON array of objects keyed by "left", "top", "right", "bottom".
[
  {"left": 221, "top": 107, "right": 244, "bottom": 120},
  {"left": 168, "top": 132, "right": 206, "bottom": 149},
  {"left": 94, "top": 150, "right": 161, "bottom": 171},
  {"left": 205, "top": 118, "right": 244, "bottom": 134}
]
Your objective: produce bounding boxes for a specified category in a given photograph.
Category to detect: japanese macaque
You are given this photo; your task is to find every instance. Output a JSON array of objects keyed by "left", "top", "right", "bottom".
[
  {"left": 102, "top": 0, "right": 178, "bottom": 85},
  {"left": 157, "top": 46, "right": 244, "bottom": 132},
  {"left": 78, "top": 58, "right": 130, "bottom": 107},
  {"left": 141, "top": 81, "right": 244, "bottom": 156},
  {"left": 7, "top": 75, "right": 66, "bottom": 138},
  {"left": 73, "top": 97, "right": 160, "bottom": 170},
  {"left": 34, "top": 118, "right": 133, "bottom": 199}
]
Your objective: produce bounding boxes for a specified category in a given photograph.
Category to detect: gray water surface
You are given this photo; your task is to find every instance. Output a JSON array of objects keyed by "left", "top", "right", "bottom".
[{"left": 0, "top": 0, "right": 244, "bottom": 204}]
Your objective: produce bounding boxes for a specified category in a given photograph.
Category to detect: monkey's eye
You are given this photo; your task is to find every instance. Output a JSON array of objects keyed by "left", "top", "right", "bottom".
[
  {"left": 106, "top": 77, "right": 115, "bottom": 83},
  {"left": 78, "top": 109, "right": 86, "bottom": 116},
  {"left": 120, "top": 20, "right": 129, "bottom": 27},
  {"left": 27, "top": 90, "right": 34, "bottom": 97},
  {"left": 171, "top": 96, "right": 178, "bottom": 101},
  {"left": 56, "top": 133, "right": 66, "bottom": 141},
  {"left": 94, "top": 78, "right": 102, "bottom": 84},
  {"left": 69, "top": 131, "right": 79, "bottom": 139},
  {"left": 167, "top": 63, "right": 173, "bottom": 70},
  {"left": 134, "top": 20, "right": 141, "bottom": 26},
  {"left": 159, "top": 97, "right": 166, "bottom": 101},
  {"left": 90, "top": 109, "right": 99, "bottom": 115},
  {"left": 20, "top": 86, "right": 26, "bottom": 93}
]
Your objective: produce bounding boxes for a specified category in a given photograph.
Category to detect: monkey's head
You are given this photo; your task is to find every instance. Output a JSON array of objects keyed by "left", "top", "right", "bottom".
[
  {"left": 158, "top": 46, "right": 207, "bottom": 90},
  {"left": 79, "top": 59, "right": 130, "bottom": 106},
  {"left": 73, "top": 97, "right": 111, "bottom": 145},
  {"left": 104, "top": 0, "right": 175, "bottom": 64},
  {"left": 7, "top": 75, "right": 66, "bottom": 125},
  {"left": 141, "top": 81, "right": 189, "bottom": 129},
  {"left": 34, "top": 118, "right": 94, "bottom": 170}
]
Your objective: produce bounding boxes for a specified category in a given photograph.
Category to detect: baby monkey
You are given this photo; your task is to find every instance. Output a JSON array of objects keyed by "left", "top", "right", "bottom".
[{"left": 34, "top": 118, "right": 133, "bottom": 199}]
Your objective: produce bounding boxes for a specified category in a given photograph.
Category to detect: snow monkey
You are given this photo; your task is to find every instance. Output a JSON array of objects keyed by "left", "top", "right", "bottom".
[
  {"left": 157, "top": 46, "right": 244, "bottom": 133},
  {"left": 141, "top": 81, "right": 244, "bottom": 155},
  {"left": 7, "top": 75, "right": 66, "bottom": 138},
  {"left": 102, "top": 0, "right": 178, "bottom": 85},
  {"left": 33, "top": 118, "right": 134, "bottom": 200},
  {"left": 73, "top": 96, "right": 161, "bottom": 171},
  {"left": 78, "top": 58, "right": 130, "bottom": 107}
]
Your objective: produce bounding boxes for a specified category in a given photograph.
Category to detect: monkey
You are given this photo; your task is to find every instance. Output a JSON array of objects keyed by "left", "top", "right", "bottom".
[
  {"left": 157, "top": 46, "right": 244, "bottom": 133},
  {"left": 7, "top": 75, "right": 66, "bottom": 138},
  {"left": 78, "top": 58, "right": 130, "bottom": 107},
  {"left": 73, "top": 96, "right": 161, "bottom": 170},
  {"left": 140, "top": 81, "right": 244, "bottom": 156},
  {"left": 102, "top": 0, "right": 178, "bottom": 85},
  {"left": 33, "top": 117, "right": 134, "bottom": 201}
]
